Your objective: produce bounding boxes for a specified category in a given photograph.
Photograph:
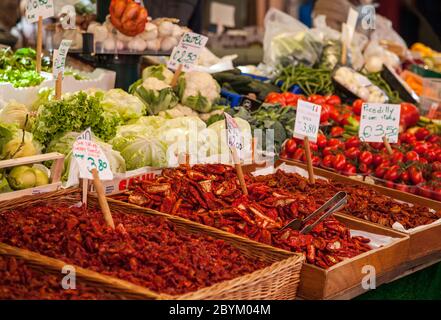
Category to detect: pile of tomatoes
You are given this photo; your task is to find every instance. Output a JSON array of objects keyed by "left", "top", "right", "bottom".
[{"left": 281, "top": 127, "right": 441, "bottom": 200}]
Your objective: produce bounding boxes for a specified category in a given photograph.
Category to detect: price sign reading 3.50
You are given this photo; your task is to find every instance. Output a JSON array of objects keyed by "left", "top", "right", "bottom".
[
  {"left": 293, "top": 100, "right": 322, "bottom": 143},
  {"left": 359, "top": 103, "right": 401, "bottom": 143},
  {"left": 73, "top": 139, "right": 113, "bottom": 181}
]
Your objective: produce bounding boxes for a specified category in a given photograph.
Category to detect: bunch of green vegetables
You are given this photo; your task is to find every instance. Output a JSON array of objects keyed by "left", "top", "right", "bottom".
[
  {"left": 228, "top": 104, "right": 296, "bottom": 154},
  {"left": 213, "top": 69, "right": 281, "bottom": 101},
  {"left": 274, "top": 64, "right": 334, "bottom": 96},
  {"left": 365, "top": 72, "right": 401, "bottom": 104},
  {"left": 0, "top": 47, "right": 51, "bottom": 87}
]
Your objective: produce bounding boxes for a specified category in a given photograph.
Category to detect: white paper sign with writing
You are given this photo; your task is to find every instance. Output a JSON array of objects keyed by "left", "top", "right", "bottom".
[
  {"left": 167, "top": 32, "right": 208, "bottom": 72},
  {"left": 53, "top": 40, "right": 72, "bottom": 77},
  {"left": 73, "top": 139, "right": 113, "bottom": 181},
  {"left": 224, "top": 113, "right": 243, "bottom": 151},
  {"left": 359, "top": 103, "right": 401, "bottom": 143},
  {"left": 294, "top": 100, "right": 322, "bottom": 143},
  {"left": 26, "top": 0, "right": 54, "bottom": 23}
]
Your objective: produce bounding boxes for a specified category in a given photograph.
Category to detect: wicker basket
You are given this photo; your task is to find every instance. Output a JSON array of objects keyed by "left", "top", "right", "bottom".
[{"left": 0, "top": 189, "right": 304, "bottom": 300}]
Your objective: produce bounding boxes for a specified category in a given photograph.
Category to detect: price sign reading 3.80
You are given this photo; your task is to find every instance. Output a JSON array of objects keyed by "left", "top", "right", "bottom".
[
  {"left": 293, "top": 100, "right": 322, "bottom": 143},
  {"left": 73, "top": 139, "right": 113, "bottom": 180},
  {"left": 359, "top": 103, "right": 401, "bottom": 143}
]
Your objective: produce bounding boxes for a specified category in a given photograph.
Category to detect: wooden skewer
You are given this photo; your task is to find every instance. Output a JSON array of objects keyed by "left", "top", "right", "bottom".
[
  {"left": 36, "top": 16, "right": 43, "bottom": 73},
  {"left": 341, "top": 42, "right": 347, "bottom": 66},
  {"left": 231, "top": 147, "right": 248, "bottom": 195},
  {"left": 91, "top": 168, "right": 115, "bottom": 229},
  {"left": 383, "top": 136, "right": 393, "bottom": 155},
  {"left": 171, "top": 64, "right": 183, "bottom": 87},
  {"left": 81, "top": 178, "right": 88, "bottom": 205},
  {"left": 55, "top": 72, "right": 62, "bottom": 100},
  {"left": 251, "top": 137, "right": 257, "bottom": 163},
  {"left": 304, "top": 137, "right": 315, "bottom": 184}
]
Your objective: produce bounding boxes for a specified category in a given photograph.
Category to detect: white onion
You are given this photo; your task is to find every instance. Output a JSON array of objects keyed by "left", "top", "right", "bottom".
[
  {"left": 160, "top": 37, "right": 178, "bottom": 52},
  {"left": 158, "top": 21, "right": 174, "bottom": 37}
]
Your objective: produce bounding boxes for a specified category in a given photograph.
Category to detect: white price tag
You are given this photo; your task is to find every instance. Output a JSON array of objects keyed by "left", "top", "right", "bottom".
[
  {"left": 359, "top": 103, "right": 401, "bottom": 143},
  {"left": 73, "top": 139, "right": 113, "bottom": 181},
  {"left": 293, "top": 100, "right": 322, "bottom": 143},
  {"left": 346, "top": 7, "right": 359, "bottom": 44},
  {"left": 167, "top": 32, "right": 208, "bottom": 72},
  {"left": 52, "top": 40, "right": 72, "bottom": 77},
  {"left": 224, "top": 113, "right": 243, "bottom": 150},
  {"left": 26, "top": 0, "right": 54, "bottom": 23}
]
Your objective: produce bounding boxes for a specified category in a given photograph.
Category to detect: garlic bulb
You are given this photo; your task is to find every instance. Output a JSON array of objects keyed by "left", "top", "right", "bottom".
[{"left": 160, "top": 37, "right": 178, "bottom": 52}]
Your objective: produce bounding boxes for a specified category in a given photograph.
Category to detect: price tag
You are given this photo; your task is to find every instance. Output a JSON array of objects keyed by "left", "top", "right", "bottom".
[
  {"left": 26, "top": 0, "right": 54, "bottom": 23},
  {"left": 293, "top": 100, "right": 322, "bottom": 143},
  {"left": 167, "top": 32, "right": 208, "bottom": 72},
  {"left": 52, "top": 40, "right": 72, "bottom": 77},
  {"left": 359, "top": 103, "right": 401, "bottom": 143},
  {"left": 73, "top": 139, "right": 113, "bottom": 181},
  {"left": 224, "top": 113, "right": 243, "bottom": 150},
  {"left": 346, "top": 7, "right": 359, "bottom": 44}
]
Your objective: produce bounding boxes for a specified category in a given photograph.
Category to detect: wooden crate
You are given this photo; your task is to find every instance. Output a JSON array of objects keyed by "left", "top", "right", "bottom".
[
  {"left": 297, "top": 215, "right": 409, "bottom": 300},
  {"left": 278, "top": 159, "right": 441, "bottom": 262},
  {"left": 0, "top": 153, "right": 64, "bottom": 202}
]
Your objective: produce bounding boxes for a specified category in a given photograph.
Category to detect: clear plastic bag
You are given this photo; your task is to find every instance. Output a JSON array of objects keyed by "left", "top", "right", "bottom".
[{"left": 263, "top": 8, "right": 322, "bottom": 67}]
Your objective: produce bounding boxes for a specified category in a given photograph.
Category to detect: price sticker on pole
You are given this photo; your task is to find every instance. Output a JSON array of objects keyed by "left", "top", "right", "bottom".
[
  {"left": 53, "top": 40, "right": 72, "bottom": 77},
  {"left": 167, "top": 32, "right": 208, "bottom": 72},
  {"left": 359, "top": 103, "right": 401, "bottom": 143},
  {"left": 73, "top": 139, "right": 114, "bottom": 181},
  {"left": 224, "top": 113, "right": 244, "bottom": 151},
  {"left": 293, "top": 100, "right": 322, "bottom": 143},
  {"left": 26, "top": 0, "right": 54, "bottom": 23}
]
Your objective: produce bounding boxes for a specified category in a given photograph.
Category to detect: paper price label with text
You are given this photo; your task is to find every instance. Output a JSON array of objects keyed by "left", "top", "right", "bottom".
[
  {"left": 167, "top": 32, "right": 208, "bottom": 72},
  {"left": 26, "top": 0, "right": 54, "bottom": 23},
  {"left": 359, "top": 103, "right": 401, "bottom": 143},
  {"left": 53, "top": 40, "right": 72, "bottom": 77},
  {"left": 73, "top": 139, "right": 113, "bottom": 180},
  {"left": 293, "top": 100, "right": 322, "bottom": 143},
  {"left": 224, "top": 113, "right": 243, "bottom": 150}
]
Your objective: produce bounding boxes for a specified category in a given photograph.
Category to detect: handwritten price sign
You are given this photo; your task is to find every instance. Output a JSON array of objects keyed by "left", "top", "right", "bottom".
[
  {"left": 26, "top": 0, "right": 54, "bottom": 23},
  {"left": 167, "top": 32, "right": 208, "bottom": 72},
  {"left": 53, "top": 40, "right": 72, "bottom": 77},
  {"left": 73, "top": 139, "right": 113, "bottom": 181},
  {"left": 359, "top": 103, "right": 401, "bottom": 143},
  {"left": 294, "top": 100, "right": 322, "bottom": 143},
  {"left": 224, "top": 113, "right": 243, "bottom": 151}
]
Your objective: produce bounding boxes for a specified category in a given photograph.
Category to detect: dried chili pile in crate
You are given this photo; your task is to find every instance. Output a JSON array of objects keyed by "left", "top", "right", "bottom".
[
  {"left": 117, "top": 164, "right": 372, "bottom": 269},
  {"left": 0, "top": 204, "right": 268, "bottom": 295},
  {"left": 0, "top": 256, "right": 118, "bottom": 300},
  {"left": 262, "top": 170, "right": 441, "bottom": 229}
]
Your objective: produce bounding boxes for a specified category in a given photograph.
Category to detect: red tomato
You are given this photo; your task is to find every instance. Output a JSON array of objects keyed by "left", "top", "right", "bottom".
[
  {"left": 332, "top": 154, "right": 347, "bottom": 171},
  {"left": 359, "top": 151, "right": 373, "bottom": 166},
  {"left": 427, "top": 135, "right": 441, "bottom": 144},
  {"left": 328, "top": 105, "right": 340, "bottom": 122},
  {"left": 308, "top": 142, "right": 319, "bottom": 152},
  {"left": 327, "top": 138, "right": 342, "bottom": 147},
  {"left": 312, "top": 156, "right": 321, "bottom": 166},
  {"left": 358, "top": 163, "right": 370, "bottom": 174},
  {"left": 400, "top": 102, "right": 420, "bottom": 129},
  {"left": 414, "top": 142, "right": 429, "bottom": 155},
  {"left": 415, "top": 127, "right": 430, "bottom": 141},
  {"left": 400, "top": 171, "right": 410, "bottom": 184},
  {"left": 390, "top": 150, "right": 404, "bottom": 164},
  {"left": 321, "top": 155, "right": 335, "bottom": 168},
  {"left": 330, "top": 126, "right": 344, "bottom": 137},
  {"left": 400, "top": 132, "right": 417, "bottom": 144},
  {"left": 343, "top": 163, "right": 357, "bottom": 175},
  {"left": 433, "top": 187, "right": 441, "bottom": 201},
  {"left": 425, "top": 149, "right": 438, "bottom": 162},
  {"left": 326, "top": 95, "right": 341, "bottom": 106},
  {"left": 375, "top": 163, "right": 389, "bottom": 178},
  {"left": 265, "top": 92, "right": 286, "bottom": 105},
  {"left": 281, "top": 92, "right": 301, "bottom": 106},
  {"left": 293, "top": 148, "right": 305, "bottom": 161},
  {"left": 372, "top": 154, "right": 385, "bottom": 167},
  {"left": 419, "top": 185, "right": 433, "bottom": 198},
  {"left": 419, "top": 158, "right": 429, "bottom": 164},
  {"left": 339, "top": 113, "right": 351, "bottom": 126},
  {"left": 408, "top": 167, "right": 425, "bottom": 185},
  {"left": 432, "top": 171, "right": 441, "bottom": 180},
  {"left": 284, "top": 139, "right": 297, "bottom": 155},
  {"left": 345, "top": 136, "right": 360, "bottom": 149},
  {"left": 280, "top": 150, "right": 288, "bottom": 159},
  {"left": 432, "top": 161, "right": 441, "bottom": 172},
  {"left": 384, "top": 165, "right": 401, "bottom": 182},
  {"left": 307, "top": 94, "right": 326, "bottom": 105},
  {"left": 322, "top": 145, "right": 339, "bottom": 156},
  {"left": 317, "top": 134, "right": 327, "bottom": 149},
  {"left": 352, "top": 99, "right": 363, "bottom": 116},
  {"left": 320, "top": 103, "right": 331, "bottom": 123},
  {"left": 395, "top": 184, "right": 410, "bottom": 193},
  {"left": 345, "top": 147, "right": 361, "bottom": 160},
  {"left": 370, "top": 142, "right": 385, "bottom": 150},
  {"left": 405, "top": 151, "right": 419, "bottom": 162}
]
